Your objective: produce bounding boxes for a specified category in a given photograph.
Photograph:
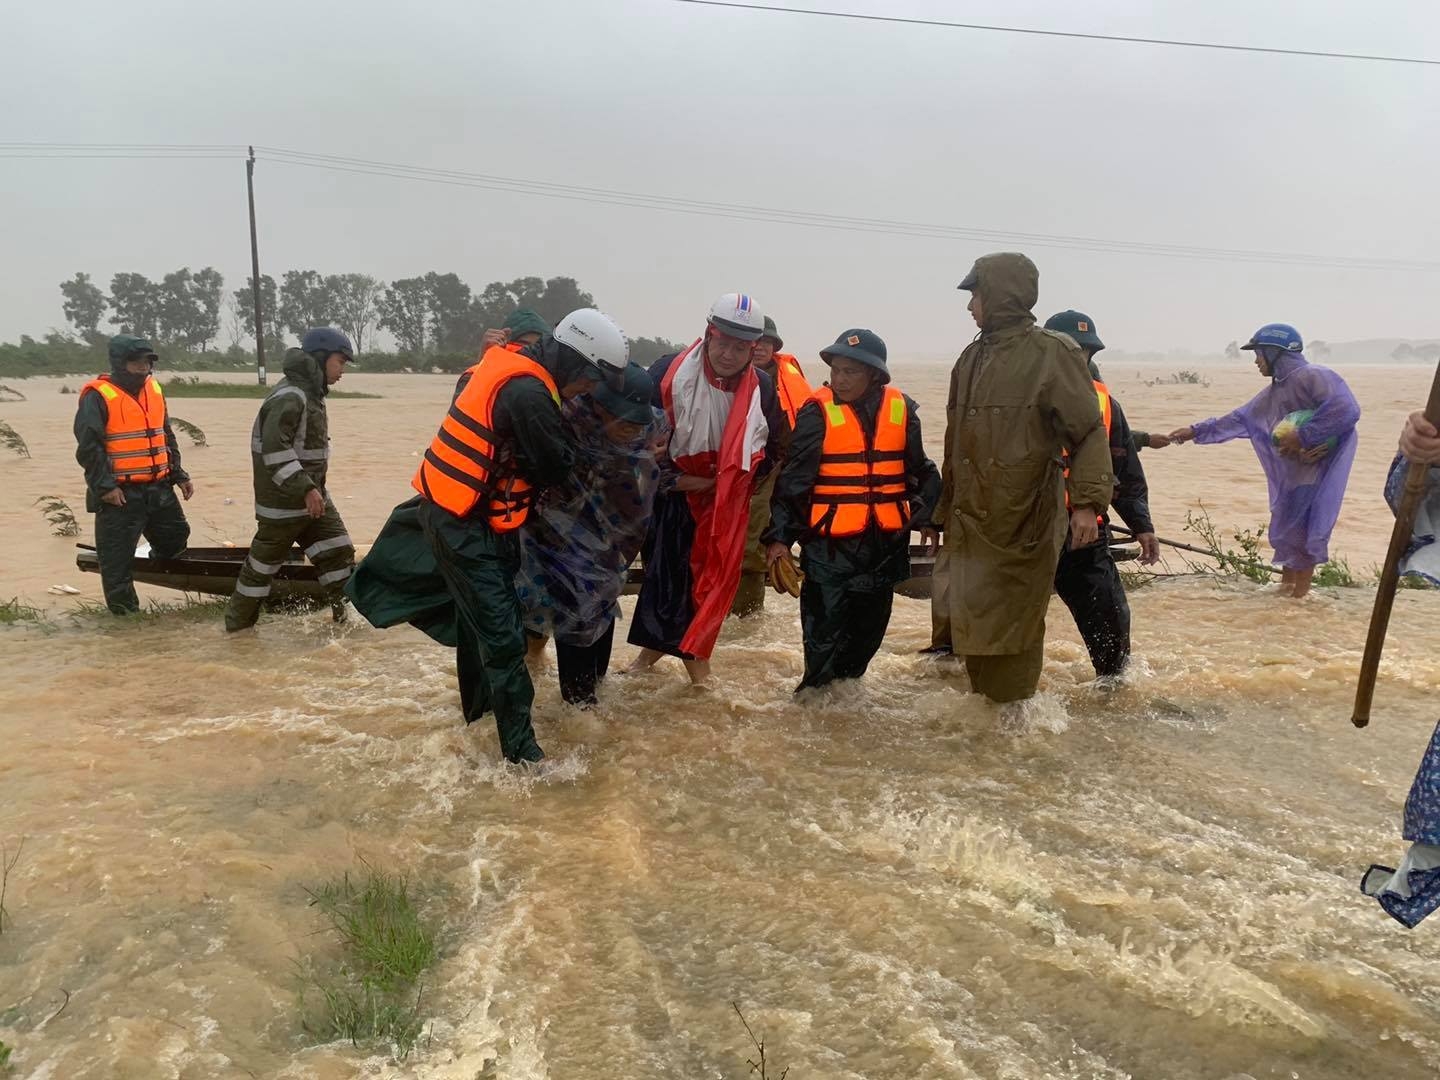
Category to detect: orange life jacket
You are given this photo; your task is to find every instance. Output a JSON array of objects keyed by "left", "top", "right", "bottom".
[
  {"left": 808, "top": 386, "right": 911, "bottom": 537},
  {"left": 768, "top": 353, "right": 814, "bottom": 427},
  {"left": 412, "top": 346, "right": 561, "bottom": 530},
  {"left": 79, "top": 375, "right": 171, "bottom": 484},
  {"left": 1063, "top": 380, "right": 1114, "bottom": 512}
]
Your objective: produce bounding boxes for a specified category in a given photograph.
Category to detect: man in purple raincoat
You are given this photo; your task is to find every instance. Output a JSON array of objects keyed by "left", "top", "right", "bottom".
[
  {"left": 1168, "top": 323, "right": 1360, "bottom": 598},
  {"left": 1361, "top": 410, "right": 1440, "bottom": 927}
]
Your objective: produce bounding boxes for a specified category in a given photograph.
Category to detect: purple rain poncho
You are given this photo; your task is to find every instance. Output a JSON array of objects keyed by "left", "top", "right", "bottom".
[
  {"left": 514, "top": 397, "right": 663, "bottom": 648},
  {"left": 1360, "top": 458, "right": 1440, "bottom": 927},
  {"left": 1190, "top": 351, "right": 1360, "bottom": 569}
]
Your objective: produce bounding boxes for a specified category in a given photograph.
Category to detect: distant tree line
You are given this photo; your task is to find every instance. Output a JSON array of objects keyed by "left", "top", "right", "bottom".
[{"left": 32, "top": 268, "right": 685, "bottom": 376}]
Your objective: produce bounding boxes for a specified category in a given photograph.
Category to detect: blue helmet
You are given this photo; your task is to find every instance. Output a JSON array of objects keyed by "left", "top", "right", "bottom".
[
  {"left": 1241, "top": 323, "right": 1302, "bottom": 354},
  {"left": 301, "top": 327, "right": 355, "bottom": 360}
]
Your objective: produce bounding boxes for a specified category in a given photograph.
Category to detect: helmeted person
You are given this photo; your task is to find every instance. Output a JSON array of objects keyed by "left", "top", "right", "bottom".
[
  {"left": 765, "top": 329, "right": 940, "bottom": 691},
  {"left": 225, "top": 328, "right": 356, "bottom": 632},
  {"left": 517, "top": 362, "right": 664, "bottom": 706},
  {"left": 732, "top": 314, "right": 814, "bottom": 617},
  {"left": 1167, "top": 323, "right": 1360, "bottom": 599},
  {"left": 627, "top": 293, "right": 787, "bottom": 684},
  {"left": 348, "top": 308, "right": 626, "bottom": 767},
  {"left": 74, "top": 335, "right": 194, "bottom": 614},
  {"left": 921, "top": 253, "right": 1112, "bottom": 704},
  {"left": 479, "top": 307, "right": 552, "bottom": 356},
  {"left": 1042, "top": 310, "right": 1159, "bottom": 681}
]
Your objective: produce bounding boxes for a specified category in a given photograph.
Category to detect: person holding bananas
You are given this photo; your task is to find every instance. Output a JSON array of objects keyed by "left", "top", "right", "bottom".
[{"left": 764, "top": 329, "right": 940, "bottom": 692}]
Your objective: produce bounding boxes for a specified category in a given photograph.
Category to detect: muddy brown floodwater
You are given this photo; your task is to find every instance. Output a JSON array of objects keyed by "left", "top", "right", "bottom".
[{"left": 1, "top": 361, "right": 1437, "bottom": 1079}]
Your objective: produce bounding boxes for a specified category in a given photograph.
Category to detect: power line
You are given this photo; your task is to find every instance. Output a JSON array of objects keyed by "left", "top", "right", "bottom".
[
  {"left": 253, "top": 146, "right": 1440, "bottom": 273},
  {"left": 3, "top": 142, "right": 1436, "bottom": 272},
  {"left": 671, "top": 0, "right": 1440, "bottom": 66}
]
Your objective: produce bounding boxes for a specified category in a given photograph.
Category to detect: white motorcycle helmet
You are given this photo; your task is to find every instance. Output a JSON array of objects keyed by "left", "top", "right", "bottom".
[
  {"left": 553, "top": 308, "right": 629, "bottom": 389},
  {"left": 706, "top": 293, "right": 765, "bottom": 341}
]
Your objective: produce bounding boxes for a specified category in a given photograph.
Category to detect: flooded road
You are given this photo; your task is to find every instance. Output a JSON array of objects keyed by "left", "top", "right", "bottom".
[{"left": 1, "top": 361, "right": 1438, "bottom": 1078}]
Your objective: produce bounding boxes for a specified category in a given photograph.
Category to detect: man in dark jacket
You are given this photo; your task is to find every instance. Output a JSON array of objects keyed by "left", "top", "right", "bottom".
[
  {"left": 348, "top": 309, "right": 626, "bottom": 767},
  {"left": 1043, "top": 310, "right": 1159, "bottom": 680},
  {"left": 225, "top": 328, "right": 356, "bottom": 632},
  {"left": 74, "top": 335, "right": 193, "bottom": 614},
  {"left": 765, "top": 329, "right": 940, "bottom": 691}
]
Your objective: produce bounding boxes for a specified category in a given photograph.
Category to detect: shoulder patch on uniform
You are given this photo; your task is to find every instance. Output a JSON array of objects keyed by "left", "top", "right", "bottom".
[{"left": 1040, "top": 328, "right": 1083, "bottom": 351}]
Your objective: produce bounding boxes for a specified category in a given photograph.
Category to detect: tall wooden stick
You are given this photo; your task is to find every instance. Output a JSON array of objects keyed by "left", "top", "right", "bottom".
[{"left": 1353, "top": 360, "right": 1440, "bottom": 728}]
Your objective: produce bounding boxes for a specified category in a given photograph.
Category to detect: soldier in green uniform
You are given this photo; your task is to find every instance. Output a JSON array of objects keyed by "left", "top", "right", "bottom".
[
  {"left": 224, "top": 328, "right": 356, "bottom": 632},
  {"left": 74, "top": 335, "right": 193, "bottom": 614}
]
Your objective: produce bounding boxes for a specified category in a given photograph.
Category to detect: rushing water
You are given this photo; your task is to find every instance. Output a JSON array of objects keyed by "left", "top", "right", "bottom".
[{"left": 1, "top": 363, "right": 1438, "bottom": 1078}]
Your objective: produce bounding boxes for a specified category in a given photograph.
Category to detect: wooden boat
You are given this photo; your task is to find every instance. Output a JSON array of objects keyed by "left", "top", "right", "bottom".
[{"left": 76, "top": 538, "right": 1137, "bottom": 604}]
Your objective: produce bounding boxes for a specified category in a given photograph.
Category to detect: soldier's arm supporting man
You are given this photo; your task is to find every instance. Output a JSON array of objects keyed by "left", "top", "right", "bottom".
[
  {"left": 495, "top": 377, "right": 576, "bottom": 488},
  {"left": 1106, "top": 396, "right": 1153, "bottom": 538},
  {"left": 763, "top": 399, "right": 825, "bottom": 547}
]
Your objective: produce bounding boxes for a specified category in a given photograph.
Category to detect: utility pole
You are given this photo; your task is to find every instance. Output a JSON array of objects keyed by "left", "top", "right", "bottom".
[{"left": 245, "top": 145, "right": 267, "bottom": 385}]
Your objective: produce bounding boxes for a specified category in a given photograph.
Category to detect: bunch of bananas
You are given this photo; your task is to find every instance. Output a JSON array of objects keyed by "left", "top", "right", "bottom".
[{"left": 768, "top": 551, "right": 803, "bottom": 597}]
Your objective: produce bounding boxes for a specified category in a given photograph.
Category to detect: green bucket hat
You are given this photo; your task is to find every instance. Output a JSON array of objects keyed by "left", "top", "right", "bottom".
[
  {"left": 108, "top": 334, "right": 158, "bottom": 372},
  {"left": 1043, "top": 310, "right": 1105, "bottom": 353},
  {"left": 502, "top": 307, "right": 551, "bottom": 339},
  {"left": 760, "top": 315, "right": 783, "bottom": 349},
  {"left": 820, "top": 328, "right": 890, "bottom": 385}
]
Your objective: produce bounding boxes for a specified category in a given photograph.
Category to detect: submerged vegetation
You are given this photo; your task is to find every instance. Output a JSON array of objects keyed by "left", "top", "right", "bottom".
[
  {"left": 34, "top": 495, "right": 80, "bottom": 537},
  {"left": 297, "top": 867, "right": 439, "bottom": 1059},
  {"left": 0, "top": 598, "right": 45, "bottom": 625},
  {"left": 168, "top": 415, "right": 209, "bottom": 446},
  {"left": 1181, "top": 506, "right": 1275, "bottom": 584},
  {"left": 0, "top": 421, "right": 29, "bottom": 458}
]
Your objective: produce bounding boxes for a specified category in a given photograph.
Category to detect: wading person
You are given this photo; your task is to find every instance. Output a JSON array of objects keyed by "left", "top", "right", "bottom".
[
  {"left": 1043, "top": 310, "right": 1160, "bottom": 682},
  {"left": 1167, "top": 323, "right": 1360, "bottom": 599},
  {"left": 1361, "top": 409, "right": 1440, "bottom": 927},
  {"left": 348, "top": 309, "right": 627, "bottom": 767},
  {"left": 922, "top": 253, "right": 1111, "bottom": 705},
  {"left": 225, "top": 329, "right": 357, "bottom": 632},
  {"left": 764, "top": 329, "right": 939, "bottom": 691},
  {"left": 517, "top": 363, "right": 663, "bottom": 706},
  {"left": 74, "top": 335, "right": 194, "bottom": 614},
  {"left": 627, "top": 293, "right": 785, "bottom": 684},
  {"left": 732, "top": 314, "right": 813, "bottom": 616}
]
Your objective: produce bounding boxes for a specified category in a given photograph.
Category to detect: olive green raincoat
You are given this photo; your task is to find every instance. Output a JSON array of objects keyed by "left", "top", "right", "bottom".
[{"left": 936, "top": 252, "right": 1112, "bottom": 656}]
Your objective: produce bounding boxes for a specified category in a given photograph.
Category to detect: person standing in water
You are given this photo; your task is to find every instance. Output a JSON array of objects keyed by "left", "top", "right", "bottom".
[
  {"left": 347, "top": 309, "right": 627, "bottom": 768},
  {"left": 626, "top": 293, "right": 785, "bottom": 685},
  {"left": 74, "top": 335, "right": 194, "bottom": 614},
  {"left": 1043, "top": 310, "right": 1160, "bottom": 682},
  {"left": 516, "top": 363, "right": 664, "bottom": 706},
  {"left": 225, "top": 328, "right": 356, "bottom": 632},
  {"left": 732, "top": 315, "right": 813, "bottom": 617},
  {"left": 1361, "top": 409, "right": 1440, "bottom": 927},
  {"left": 1167, "top": 323, "right": 1359, "bottom": 599},
  {"left": 922, "top": 253, "right": 1112, "bottom": 705},
  {"left": 764, "top": 329, "right": 939, "bottom": 691}
]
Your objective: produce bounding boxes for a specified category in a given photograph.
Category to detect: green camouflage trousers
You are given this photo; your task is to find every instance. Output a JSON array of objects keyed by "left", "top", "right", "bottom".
[{"left": 224, "top": 499, "right": 354, "bottom": 632}]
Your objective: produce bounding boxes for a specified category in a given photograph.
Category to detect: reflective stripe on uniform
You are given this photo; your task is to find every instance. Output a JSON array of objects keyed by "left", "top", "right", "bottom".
[
  {"left": 317, "top": 566, "right": 352, "bottom": 585},
  {"left": 234, "top": 581, "right": 272, "bottom": 598},
  {"left": 295, "top": 446, "right": 330, "bottom": 461},
  {"left": 255, "top": 503, "right": 311, "bottom": 520},
  {"left": 246, "top": 555, "right": 284, "bottom": 575},
  {"left": 305, "top": 534, "right": 352, "bottom": 559},
  {"left": 262, "top": 448, "right": 299, "bottom": 466},
  {"left": 272, "top": 460, "right": 304, "bottom": 484}
]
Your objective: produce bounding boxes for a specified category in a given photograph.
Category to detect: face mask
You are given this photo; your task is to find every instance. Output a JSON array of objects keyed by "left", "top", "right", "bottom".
[{"left": 112, "top": 369, "right": 150, "bottom": 394}]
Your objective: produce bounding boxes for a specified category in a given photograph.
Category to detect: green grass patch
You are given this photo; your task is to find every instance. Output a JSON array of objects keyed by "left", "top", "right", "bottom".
[
  {"left": 297, "top": 867, "right": 438, "bottom": 1059},
  {"left": 0, "top": 1038, "right": 12, "bottom": 1070},
  {"left": 67, "top": 595, "right": 228, "bottom": 623},
  {"left": 1313, "top": 556, "right": 1360, "bottom": 588},
  {"left": 0, "top": 598, "right": 46, "bottom": 625},
  {"left": 163, "top": 376, "right": 378, "bottom": 399}
]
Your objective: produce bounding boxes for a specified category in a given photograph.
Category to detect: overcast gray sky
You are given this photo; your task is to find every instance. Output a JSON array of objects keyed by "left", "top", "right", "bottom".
[{"left": 3, "top": 0, "right": 1438, "bottom": 358}]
